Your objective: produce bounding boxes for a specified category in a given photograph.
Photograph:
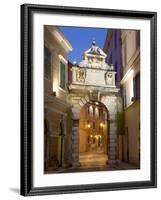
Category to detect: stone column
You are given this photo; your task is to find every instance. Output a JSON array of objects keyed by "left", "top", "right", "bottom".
[
  {"left": 102, "top": 96, "right": 118, "bottom": 166},
  {"left": 108, "top": 120, "right": 117, "bottom": 166},
  {"left": 61, "top": 115, "right": 67, "bottom": 167},
  {"left": 71, "top": 119, "right": 80, "bottom": 167}
]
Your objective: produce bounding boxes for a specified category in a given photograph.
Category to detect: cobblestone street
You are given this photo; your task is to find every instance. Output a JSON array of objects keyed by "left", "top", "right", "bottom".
[
  {"left": 46, "top": 152, "right": 139, "bottom": 174},
  {"left": 79, "top": 152, "right": 108, "bottom": 168}
]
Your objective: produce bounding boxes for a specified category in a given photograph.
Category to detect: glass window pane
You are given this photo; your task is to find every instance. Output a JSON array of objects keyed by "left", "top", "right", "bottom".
[
  {"left": 60, "top": 62, "right": 66, "bottom": 90},
  {"left": 44, "top": 46, "right": 51, "bottom": 79}
]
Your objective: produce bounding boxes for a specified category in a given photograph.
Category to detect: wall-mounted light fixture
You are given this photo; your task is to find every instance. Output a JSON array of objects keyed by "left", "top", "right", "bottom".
[
  {"left": 52, "top": 91, "right": 56, "bottom": 96},
  {"left": 131, "top": 97, "right": 135, "bottom": 102},
  {"left": 100, "top": 122, "right": 104, "bottom": 127}
]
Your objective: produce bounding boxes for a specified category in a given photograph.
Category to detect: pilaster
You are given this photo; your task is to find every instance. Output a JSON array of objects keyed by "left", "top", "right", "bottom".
[{"left": 71, "top": 119, "right": 80, "bottom": 167}]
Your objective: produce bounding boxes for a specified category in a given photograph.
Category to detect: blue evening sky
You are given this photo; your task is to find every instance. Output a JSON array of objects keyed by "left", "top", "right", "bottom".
[{"left": 59, "top": 26, "right": 108, "bottom": 63}]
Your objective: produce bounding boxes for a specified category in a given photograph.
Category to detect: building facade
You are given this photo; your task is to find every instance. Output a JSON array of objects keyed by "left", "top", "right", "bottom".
[
  {"left": 120, "top": 30, "right": 140, "bottom": 165},
  {"left": 104, "top": 29, "right": 123, "bottom": 87},
  {"left": 103, "top": 29, "right": 140, "bottom": 166},
  {"left": 104, "top": 29, "right": 124, "bottom": 162},
  {"left": 44, "top": 26, "right": 73, "bottom": 172}
]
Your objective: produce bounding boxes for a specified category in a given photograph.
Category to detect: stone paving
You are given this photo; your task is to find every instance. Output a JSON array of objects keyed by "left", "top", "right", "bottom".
[
  {"left": 70, "top": 152, "right": 139, "bottom": 172},
  {"left": 79, "top": 152, "right": 108, "bottom": 168},
  {"left": 46, "top": 152, "right": 139, "bottom": 174}
]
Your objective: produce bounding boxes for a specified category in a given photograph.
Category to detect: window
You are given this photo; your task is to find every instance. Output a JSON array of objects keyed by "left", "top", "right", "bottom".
[
  {"left": 44, "top": 46, "right": 51, "bottom": 79},
  {"left": 95, "top": 107, "right": 99, "bottom": 118},
  {"left": 87, "top": 106, "right": 90, "bottom": 115},
  {"left": 60, "top": 61, "right": 66, "bottom": 90},
  {"left": 89, "top": 105, "right": 93, "bottom": 117},
  {"left": 93, "top": 107, "right": 95, "bottom": 118},
  {"left": 93, "top": 121, "right": 95, "bottom": 129},
  {"left": 98, "top": 109, "right": 101, "bottom": 120},
  {"left": 87, "top": 135, "right": 90, "bottom": 143},
  {"left": 133, "top": 73, "right": 140, "bottom": 100}
]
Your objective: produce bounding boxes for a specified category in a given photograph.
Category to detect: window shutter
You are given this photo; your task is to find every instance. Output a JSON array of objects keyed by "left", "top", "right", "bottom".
[
  {"left": 60, "top": 62, "right": 66, "bottom": 90},
  {"left": 44, "top": 46, "right": 51, "bottom": 79}
]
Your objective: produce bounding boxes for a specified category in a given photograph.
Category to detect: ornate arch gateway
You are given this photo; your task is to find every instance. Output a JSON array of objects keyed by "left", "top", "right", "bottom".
[{"left": 68, "top": 40, "right": 122, "bottom": 168}]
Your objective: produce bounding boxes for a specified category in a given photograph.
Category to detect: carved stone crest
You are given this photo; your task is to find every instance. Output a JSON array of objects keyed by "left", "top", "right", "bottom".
[
  {"left": 105, "top": 72, "right": 114, "bottom": 85},
  {"left": 76, "top": 69, "right": 86, "bottom": 83}
]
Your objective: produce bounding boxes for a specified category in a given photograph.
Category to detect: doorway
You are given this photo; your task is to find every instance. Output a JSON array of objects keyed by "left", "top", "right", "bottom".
[{"left": 79, "top": 101, "right": 109, "bottom": 168}]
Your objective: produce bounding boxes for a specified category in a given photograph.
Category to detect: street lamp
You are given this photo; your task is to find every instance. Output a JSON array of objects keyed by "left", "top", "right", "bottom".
[
  {"left": 100, "top": 122, "right": 104, "bottom": 128},
  {"left": 86, "top": 122, "right": 91, "bottom": 151},
  {"left": 99, "top": 122, "right": 104, "bottom": 150}
]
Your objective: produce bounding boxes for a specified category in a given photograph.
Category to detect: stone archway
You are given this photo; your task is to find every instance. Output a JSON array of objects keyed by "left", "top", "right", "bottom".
[
  {"left": 68, "top": 39, "right": 122, "bottom": 168},
  {"left": 70, "top": 94, "right": 120, "bottom": 167}
]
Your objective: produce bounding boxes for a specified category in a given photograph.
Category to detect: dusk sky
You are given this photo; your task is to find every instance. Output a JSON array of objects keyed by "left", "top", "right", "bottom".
[{"left": 59, "top": 26, "right": 108, "bottom": 63}]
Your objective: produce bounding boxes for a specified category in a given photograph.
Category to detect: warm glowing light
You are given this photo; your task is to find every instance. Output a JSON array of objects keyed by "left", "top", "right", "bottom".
[
  {"left": 129, "top": 79, "right": 134, "bottom": 103},
  {"left": 87, "top": 124, "right": 91, "bottom": 128},
  {"left": 52, "top": 80, "right": 58, "bottom": 94},
  {"left": 100, "top": 122, "right": 104, "bottom": 127},
  {"left": 89, "top": 105, "right": 93, "bottom": 109},
  {"left": 95, "top": 102, "right": 99, "bottom": 105},
  {"left": 89, "top": 105, "right": 93, "bottom": 116},
  {"left": 95, "top": 107, "right": 99, "bottom": 117}
]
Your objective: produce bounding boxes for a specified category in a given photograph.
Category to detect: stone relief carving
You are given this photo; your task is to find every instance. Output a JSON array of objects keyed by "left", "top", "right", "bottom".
[
  {"left": 105, "top": 72, "right": 114, "bottom": 85},
  {"left": 76, "top": 68, "right": 86, "bottom": 83}
]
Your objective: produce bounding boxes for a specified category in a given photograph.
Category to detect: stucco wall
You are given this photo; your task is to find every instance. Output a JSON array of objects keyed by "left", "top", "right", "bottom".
[
  {"left": 124, "top": 100, "right": 140, "bottom": 165},
  {"left": 104, "top": 30, "right": 123, "bottom": 87},
  {"left": 44, "top": 26, "right": 73, "bottom": 171},
  {"left": 44, "top": 26, "right": 69, "bottom": 102}
]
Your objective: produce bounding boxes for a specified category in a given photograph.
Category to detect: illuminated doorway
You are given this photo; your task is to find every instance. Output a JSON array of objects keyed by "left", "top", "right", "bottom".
[{"left": 79, "top": 101, "right": 109, "bottom": 167}]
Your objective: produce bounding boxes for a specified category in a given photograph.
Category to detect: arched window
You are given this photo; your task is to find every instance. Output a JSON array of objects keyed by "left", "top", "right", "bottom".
[
  {"left": 89, "top": 105, "right": 93, "bottom": 117},
  {"left": 95, "top": 107, "right": 99, "bottom": 118}
]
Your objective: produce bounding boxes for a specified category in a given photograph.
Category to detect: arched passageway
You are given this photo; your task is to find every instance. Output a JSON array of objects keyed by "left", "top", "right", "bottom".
[{"left": 79, "top": 101, "right": 109, "bottom": 168}]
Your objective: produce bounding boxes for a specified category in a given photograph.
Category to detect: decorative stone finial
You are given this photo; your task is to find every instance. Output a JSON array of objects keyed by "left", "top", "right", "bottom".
[
  {"left": 92, "top": 38, "right": 96, "bottom": 46},
  {"left": 73, "top": 59, "right": 77, "bottom": 65}
]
